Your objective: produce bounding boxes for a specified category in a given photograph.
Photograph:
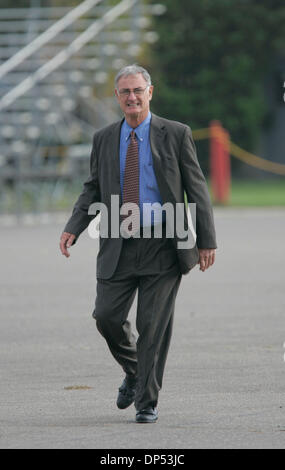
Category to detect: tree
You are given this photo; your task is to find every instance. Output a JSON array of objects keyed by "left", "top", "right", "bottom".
[{"left": 148, "top": 0, "right": 285, "bottom": 171}]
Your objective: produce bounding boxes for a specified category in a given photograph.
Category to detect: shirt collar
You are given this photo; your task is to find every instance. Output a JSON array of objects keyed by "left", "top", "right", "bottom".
[{"left": 122, "top": 111, "right": 151, "bottom": 143}]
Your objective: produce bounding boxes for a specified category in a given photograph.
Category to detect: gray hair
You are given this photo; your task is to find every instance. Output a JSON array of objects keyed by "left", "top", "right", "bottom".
[{"left": 115, "top": 64, "right": 152, "bottom": 89}]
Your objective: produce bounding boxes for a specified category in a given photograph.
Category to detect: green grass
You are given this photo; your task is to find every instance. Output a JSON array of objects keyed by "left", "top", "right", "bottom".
[{"left": 211, "top": 179, "right": 285, "bottom": 207}]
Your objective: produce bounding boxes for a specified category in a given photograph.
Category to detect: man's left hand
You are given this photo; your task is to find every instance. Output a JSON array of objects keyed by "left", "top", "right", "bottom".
[{"left": 198, "top": 249, "right": 216, "bottom": 272}]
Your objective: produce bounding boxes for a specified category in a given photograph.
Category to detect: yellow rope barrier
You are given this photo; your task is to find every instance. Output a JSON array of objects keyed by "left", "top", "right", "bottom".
[
  {"left": 192, "top": 127, "right": 285, "bottom": 176},
  {"left": 38, "top": 126, "right": 285, "bottom": 176},
  {"left": 191, "top": 128, "right": 210, "bottom": 140},
  {"left": 229, "top": 141, "right": 285, "bottom": 176}
]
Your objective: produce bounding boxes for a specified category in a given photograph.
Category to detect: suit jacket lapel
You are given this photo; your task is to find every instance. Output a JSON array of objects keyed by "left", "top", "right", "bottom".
[
  {"left": 108, "top": 114, "right": 171, "bottom": 205},
  {"left": 108, "top": 119, "right": 123, "bottom": 202},
  {"left": 150, "top": 113, "right": 170, "bottom": 202}
]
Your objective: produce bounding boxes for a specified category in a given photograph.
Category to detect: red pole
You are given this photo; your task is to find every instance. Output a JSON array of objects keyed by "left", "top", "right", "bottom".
[{"left": 210, "top": 120, "right": 231, "bottom": 204}]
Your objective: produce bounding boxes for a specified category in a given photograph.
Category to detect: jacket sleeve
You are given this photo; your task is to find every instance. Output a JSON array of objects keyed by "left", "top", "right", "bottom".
[
  {"left": 63, "top": 134, "right": 101, "bottom": 240},
  {"left": 179, "top": 125, "right": 217, "bottom": 249}
]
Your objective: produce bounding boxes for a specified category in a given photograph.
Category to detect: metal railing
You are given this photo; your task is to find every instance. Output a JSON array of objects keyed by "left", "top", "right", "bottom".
[
  {"left": 0, "top": 0, "right": 165, "bottom": 218},
  {"left": 0, "top": 0, "right": 138, "bottom": 110}
]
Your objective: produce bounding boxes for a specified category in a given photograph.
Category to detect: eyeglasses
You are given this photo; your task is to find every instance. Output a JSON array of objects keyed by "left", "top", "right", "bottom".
[{"left": 117, "top": 85, "right": 150, "bottom": 97}]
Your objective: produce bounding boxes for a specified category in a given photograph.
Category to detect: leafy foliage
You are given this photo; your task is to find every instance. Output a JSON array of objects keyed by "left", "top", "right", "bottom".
[{"left": 149, "top": 0, "right": 285, "bottom": 155}]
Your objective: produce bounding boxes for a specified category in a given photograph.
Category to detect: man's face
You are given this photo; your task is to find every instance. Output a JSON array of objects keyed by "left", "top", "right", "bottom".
[{"left": 115, "top": 73, "right": 153, "bottom": 121}]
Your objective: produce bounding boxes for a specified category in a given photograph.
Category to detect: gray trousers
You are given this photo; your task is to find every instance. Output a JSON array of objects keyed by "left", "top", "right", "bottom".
[{"left": 93, "top": 233, "right": 182, "bottom": 411}]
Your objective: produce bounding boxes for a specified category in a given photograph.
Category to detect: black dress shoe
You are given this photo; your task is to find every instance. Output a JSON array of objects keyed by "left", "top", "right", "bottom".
[
  {"left": 135, "top": 406, "right": 158, "bottom": 423},
  {"left": 116, "top": 374, "right": 137, "bottom": 409}
]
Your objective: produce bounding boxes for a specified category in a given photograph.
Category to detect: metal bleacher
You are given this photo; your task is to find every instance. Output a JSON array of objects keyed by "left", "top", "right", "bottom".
[{"left": 0, "top": 0, "right": 165, "bottom": 215}]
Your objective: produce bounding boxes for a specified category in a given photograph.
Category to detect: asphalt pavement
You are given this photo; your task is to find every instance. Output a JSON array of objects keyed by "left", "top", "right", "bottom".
[{"left": 0, "top": 208, "right": 284, "bottom": 449}]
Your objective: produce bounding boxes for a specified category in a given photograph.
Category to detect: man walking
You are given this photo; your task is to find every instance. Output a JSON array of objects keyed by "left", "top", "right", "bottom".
[{"left": 60, "top": 64, "right": 217, "bottom": 423}]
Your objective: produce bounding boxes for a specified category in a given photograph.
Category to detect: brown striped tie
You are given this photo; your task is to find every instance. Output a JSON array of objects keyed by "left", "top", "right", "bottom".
[{"left": 122, "top": 130, "right": 140, "bottom": 232}]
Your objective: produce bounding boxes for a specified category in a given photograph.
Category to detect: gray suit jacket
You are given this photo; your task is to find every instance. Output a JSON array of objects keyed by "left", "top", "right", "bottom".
[{"left": 64, "top": 113, "right": 217, "bottom": 278}]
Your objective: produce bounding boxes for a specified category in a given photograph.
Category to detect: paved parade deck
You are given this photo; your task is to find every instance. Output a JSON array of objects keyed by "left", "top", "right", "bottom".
[{"left": 0, "top": 208, "right": 284, "bottom": 449}]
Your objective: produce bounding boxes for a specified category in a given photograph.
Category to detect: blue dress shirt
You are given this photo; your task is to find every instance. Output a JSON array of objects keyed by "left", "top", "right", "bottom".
[{"left": 119, "top": 112, "right": 165, "bottom": 226}]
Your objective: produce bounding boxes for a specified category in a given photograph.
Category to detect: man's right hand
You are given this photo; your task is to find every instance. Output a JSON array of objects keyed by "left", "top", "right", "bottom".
[{"left": 60, "top": 232, "right": 76, "bottom": 258}]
